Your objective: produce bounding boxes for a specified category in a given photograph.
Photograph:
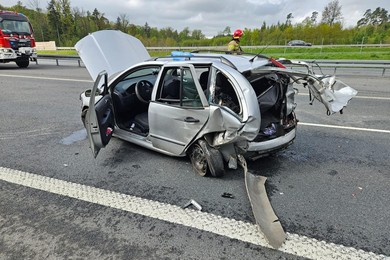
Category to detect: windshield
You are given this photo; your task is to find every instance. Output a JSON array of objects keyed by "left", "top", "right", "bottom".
[{"left": 0, "top": 19, "right": 32, "bottom": 34}]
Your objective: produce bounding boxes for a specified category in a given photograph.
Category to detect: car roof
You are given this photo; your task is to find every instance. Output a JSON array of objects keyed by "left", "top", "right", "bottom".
[{"left": 150, "top": 52, "right": 270, "bottom": 73}]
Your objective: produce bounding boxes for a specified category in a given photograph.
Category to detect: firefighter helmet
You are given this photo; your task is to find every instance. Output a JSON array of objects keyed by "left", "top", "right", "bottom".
[{"left": 233, "top": 29, "right": 243, "bottom": 39}]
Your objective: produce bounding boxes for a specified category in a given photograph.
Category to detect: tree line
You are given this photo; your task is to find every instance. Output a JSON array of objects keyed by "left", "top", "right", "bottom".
[{"left": 1, "top": 0, "right": 389, "bottom": 47}]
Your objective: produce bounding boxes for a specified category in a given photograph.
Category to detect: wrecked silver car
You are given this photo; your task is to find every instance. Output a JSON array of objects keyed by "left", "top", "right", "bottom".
[
  {"left": 76, "top": 30, "right": 357, "bottom": 249},
  {"left": 77, "top": 30, "right": 357, "bottom": 177}
]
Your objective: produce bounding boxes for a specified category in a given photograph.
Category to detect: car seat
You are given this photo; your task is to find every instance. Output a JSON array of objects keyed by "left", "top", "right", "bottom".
[{"left": 131, "top": 112, "right": 149, "bottom": 135}]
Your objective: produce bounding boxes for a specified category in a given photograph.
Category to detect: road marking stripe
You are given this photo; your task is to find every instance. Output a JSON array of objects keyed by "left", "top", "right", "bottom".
[
  {"left": 299, "top": 122, "right": 390, "bottom": 134},
  {"left": 0, "top": 74, "right": 93, "bottom": 83},
  {"left": 352, "top": 95, "right": 390, "bottom": 100},
  {"left": 297, "top": 93, "right": 390, "bottom": 101},
  {"left": 0, "top": 167, "right": 387, "bottom": 260}
]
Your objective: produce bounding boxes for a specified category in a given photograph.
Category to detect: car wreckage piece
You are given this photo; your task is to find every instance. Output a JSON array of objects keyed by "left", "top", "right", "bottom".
[{"left": 239, "top": 155, "right": 286, "bottom": 248}]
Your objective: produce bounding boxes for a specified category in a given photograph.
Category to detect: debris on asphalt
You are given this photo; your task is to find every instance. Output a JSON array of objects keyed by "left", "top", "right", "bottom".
[
  {"left": 183, "top": 199, "right": 202, "bottom": 211},
  {"left": 221, "top": 192, "right": 235, "bottom": 199},
  {"left": 239, "top": 154, "right": 286, "bottom": 249}
]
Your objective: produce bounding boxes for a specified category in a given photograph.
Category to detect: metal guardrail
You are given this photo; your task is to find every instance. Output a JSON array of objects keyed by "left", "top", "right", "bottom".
[
  {"left": 285, "top": 59, "right": 390, "bottom": 76},
  {"left": 35, "top": 54, "right": 390, "bottom": 76},
  {"left": 304, "top": 59, "right": 390, "bottom": 76},
  {"left": 36, "top": 54, "right": 82, "bottom": 66}
]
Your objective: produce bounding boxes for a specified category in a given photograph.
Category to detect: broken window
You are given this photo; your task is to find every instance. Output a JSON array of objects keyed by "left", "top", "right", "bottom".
[
  {"left": 209, "top": 70, "right": 241, "bottom": 115},
  {"left": 157, "top": 67, "right": 203, "bottom": 108}
]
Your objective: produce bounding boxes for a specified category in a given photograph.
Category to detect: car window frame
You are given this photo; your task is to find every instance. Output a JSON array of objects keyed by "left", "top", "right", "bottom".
[
  {"left": 155, "top": 63, "right": 209, "bottom": 109},
  {"left": 208, "top": 66, "right": 243, "bottom": 118}
]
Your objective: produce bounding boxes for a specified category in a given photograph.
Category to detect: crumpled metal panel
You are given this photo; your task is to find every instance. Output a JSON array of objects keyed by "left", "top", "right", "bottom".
[
  {"left": 204, "top": 66, "right": 261, "bottom": 146},
  {"left": 238, "top": 155, "right": 286, "bottom": 249},
  {"left": 311, "top": 76, "right": 358, "bottom": 114},
  {"left": 196, "top": 105, "right": 259, "bottom": 148},
  {"left": 250, "top": 67, "right": 357, "bottom": 114}
]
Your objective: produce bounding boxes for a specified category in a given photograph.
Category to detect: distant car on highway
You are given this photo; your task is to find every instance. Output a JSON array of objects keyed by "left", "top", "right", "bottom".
[{"left": 288, "top": 40, "right": 312, "bottom": 46}]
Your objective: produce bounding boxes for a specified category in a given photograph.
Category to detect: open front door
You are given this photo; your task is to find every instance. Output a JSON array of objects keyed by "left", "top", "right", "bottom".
[{"left": 85, "top": 71, "right": 115, "bottom": 158}]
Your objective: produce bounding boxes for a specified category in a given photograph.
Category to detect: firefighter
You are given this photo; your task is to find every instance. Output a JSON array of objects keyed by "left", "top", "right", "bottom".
[{"left": 228, "top": 29, "right": 243, "bottom": 53}]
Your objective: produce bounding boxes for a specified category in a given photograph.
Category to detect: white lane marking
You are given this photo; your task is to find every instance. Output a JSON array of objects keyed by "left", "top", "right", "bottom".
[
  {"left": 352, "top": 95, "right": 390, "bottom": 101},
  {"left": 0, "top": 167, "right": 387, "bottom": 260},
  {"left": 297, "top": 93, "right": 390, "bottom": 101},
  {"left": 0, "top": 74, "right": 92, "bottom": 83},
  {"left": 299, "top": 122, "right": 390, "bottom": 134},
  {"left": 0, "top": 127, "right": 58, "bottom": 140}
]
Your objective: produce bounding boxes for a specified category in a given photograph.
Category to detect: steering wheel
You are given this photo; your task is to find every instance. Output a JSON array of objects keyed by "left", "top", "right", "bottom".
[{"left": 135, "top": 80, "right": 153, "bottom": 103}]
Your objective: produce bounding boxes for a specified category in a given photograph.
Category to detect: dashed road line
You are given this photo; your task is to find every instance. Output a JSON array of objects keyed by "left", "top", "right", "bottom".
[
  {"left": 0, "top": 167, "right": 388, "bottom": 259},
  {"left": 299, "top": 122, "right": 390, "bottom": 134},
  {"left": 0, "top": 73, "right": 92, "bottom": 83}
]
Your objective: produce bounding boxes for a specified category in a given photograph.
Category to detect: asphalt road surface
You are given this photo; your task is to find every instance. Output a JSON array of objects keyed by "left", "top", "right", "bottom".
[{"left": 0, "top": 60, "right": 389, "bottom": 259}]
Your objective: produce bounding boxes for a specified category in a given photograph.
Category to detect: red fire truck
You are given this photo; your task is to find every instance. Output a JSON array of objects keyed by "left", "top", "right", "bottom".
[{"left": 0, "top": 10, "right": 37, "bottom": 68}]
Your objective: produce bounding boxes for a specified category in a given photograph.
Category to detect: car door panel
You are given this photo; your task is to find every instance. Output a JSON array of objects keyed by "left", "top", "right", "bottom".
[
  {"left": 149, "top": 103, "right": 209, "bottom": 155},
  {"left": 85, "top": 71, "right": 115, "bottom": 158},
  {"left": 149, "top": 64, "right": 209, "bottom": 155}
]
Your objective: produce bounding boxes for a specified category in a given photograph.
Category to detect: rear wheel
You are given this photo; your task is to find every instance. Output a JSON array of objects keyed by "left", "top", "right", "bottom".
[{"left": 190, "top": 139, "right": 225, "bottom": 177}]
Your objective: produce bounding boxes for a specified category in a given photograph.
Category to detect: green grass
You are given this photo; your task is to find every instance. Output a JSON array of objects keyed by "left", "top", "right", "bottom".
[
  {"left": 37, "top": 46, "right": 390, "bottom": 60},
  {"left": 37, "top": 50, "right": 78, "bottom": 56}
]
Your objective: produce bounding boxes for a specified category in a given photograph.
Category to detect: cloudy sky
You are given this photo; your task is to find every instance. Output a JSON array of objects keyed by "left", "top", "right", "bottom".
[{"left": 3, "top": 0, "right": 389, "bottom": 37}]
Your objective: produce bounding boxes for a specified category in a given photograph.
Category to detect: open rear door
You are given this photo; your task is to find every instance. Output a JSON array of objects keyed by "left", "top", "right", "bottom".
[{"left": 85, "top": 71, "right": 115, "bottom": 158}]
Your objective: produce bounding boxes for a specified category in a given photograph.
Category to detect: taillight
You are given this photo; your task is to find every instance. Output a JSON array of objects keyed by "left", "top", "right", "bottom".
[{"left": 30, "top": 38, "right": 36, "bottom": 47}]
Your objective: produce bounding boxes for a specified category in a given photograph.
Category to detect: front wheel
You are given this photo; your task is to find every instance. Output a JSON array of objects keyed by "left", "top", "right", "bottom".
[
  {"left": 190, "top": 139, "right": 225, "bottom": 177},
  {"left": 16, "top": 58, "right": 29, "bottom": 68},
  {"left": 81, "top": 108, "right": 88, "bottom": 127}
]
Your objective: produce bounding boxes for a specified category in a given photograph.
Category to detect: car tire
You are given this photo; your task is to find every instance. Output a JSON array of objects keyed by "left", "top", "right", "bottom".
[
  {"left": 16, "top": 58, "right": 29, "bottom": 68},
  {"left": 190, "top": 139, "right": 225, "bottom": 177}
]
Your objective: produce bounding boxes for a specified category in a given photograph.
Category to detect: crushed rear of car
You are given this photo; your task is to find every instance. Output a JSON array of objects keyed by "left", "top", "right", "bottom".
[{"left": 188, "top": 51, "right": 357, "bottom": 160}]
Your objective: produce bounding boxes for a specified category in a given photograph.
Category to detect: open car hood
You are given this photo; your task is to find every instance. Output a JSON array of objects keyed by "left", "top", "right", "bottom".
[{"left": 75, "top": 30, "right": 150, "bottom": 80}]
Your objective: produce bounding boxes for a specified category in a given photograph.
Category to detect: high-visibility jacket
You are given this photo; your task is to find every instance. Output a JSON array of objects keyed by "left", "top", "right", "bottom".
[{"left": 228, "top": 39, "right": 241, "bottom": 52}]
